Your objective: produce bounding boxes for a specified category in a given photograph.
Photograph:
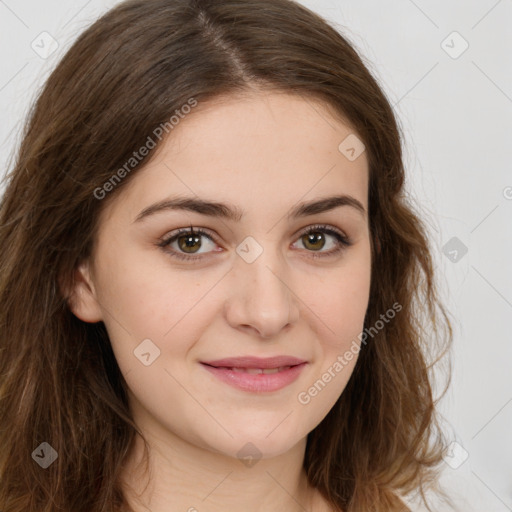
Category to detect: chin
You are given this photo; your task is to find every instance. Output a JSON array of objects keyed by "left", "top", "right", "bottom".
[{"left": 206, "top": 425, "right": 307, "bottom": 463}]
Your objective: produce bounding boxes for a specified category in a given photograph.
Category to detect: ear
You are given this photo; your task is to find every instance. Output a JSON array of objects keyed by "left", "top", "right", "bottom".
[{"left": 64, "top": 260, "right": 104, "bottom": 323}]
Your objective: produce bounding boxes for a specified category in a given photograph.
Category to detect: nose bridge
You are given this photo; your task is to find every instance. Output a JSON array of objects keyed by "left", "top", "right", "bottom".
[{"left": 224, "top": 236, "right": 299, "bottom": 338}]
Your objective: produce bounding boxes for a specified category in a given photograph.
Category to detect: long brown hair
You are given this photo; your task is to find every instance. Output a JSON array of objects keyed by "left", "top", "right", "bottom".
[{"left": 0, "top": 0, "right": 453, "bottom": 510}]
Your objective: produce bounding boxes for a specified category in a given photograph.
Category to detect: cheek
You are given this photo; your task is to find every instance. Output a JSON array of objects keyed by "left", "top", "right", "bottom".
[
  {"left": 306, "top": 259, "right": 371, "bottom": 347},
  {"left": 294, "top": 270, "right": 370, "bottom": 420},
  {"left": 94, "top": 253, "right": 223, "bottom": 370}
]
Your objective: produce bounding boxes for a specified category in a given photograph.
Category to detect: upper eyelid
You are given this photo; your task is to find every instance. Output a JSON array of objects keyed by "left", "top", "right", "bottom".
[
  {"left": 160, "top": 224, "right": 349, "bottom": 250},
  {"left": 162, "top": 224, "right": 347, "bottom": 242}
]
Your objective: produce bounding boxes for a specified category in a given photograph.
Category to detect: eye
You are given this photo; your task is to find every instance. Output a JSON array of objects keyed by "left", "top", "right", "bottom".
[
  {"left": 291, "top": 224, "right": 352, "bottom": 259},
  {"left": 157, "top": 224, "right": 352, "bottom": 262},
  {"left": 157, "top": 226, "right": 219, "bottom": 261}
]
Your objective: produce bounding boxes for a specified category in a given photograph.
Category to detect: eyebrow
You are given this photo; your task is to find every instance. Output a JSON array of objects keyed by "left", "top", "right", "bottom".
[{"left": 133, "top": 194, "right": 367, "bottom": 223}]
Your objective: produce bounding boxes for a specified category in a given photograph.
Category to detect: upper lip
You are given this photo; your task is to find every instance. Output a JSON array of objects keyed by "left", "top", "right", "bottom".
[{"left": 200, "top": 356, "right": 307, "bottom": 369}]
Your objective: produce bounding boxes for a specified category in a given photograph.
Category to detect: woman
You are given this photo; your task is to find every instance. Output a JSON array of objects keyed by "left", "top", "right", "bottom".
[{"left": 0, "top": 0, "right": 453, "bottom": 510}]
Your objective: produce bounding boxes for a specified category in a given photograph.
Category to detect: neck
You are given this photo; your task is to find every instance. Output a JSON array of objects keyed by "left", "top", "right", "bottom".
[{"left": 120, "top": 429, "right": 323, "bottom": 512}]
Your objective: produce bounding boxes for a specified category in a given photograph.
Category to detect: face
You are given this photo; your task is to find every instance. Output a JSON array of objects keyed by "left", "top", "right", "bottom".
[{"left": 70, "top": 91, "right": 372, "bottom": 461}]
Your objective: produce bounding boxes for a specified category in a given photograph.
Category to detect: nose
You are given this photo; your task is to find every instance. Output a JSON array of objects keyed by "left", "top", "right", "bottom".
[{"left": 223, "top": 246, "right": 300, "bottom": 339}]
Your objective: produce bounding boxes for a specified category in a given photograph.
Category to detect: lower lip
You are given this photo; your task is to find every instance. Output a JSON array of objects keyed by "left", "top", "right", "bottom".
[{"left": 200, "top": 363, "right": 307, "bottom": 392}]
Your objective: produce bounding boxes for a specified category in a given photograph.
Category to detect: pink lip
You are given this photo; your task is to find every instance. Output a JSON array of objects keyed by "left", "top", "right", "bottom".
[
  {"left": 201, "top": 355, "right": 307, "bottom": 369},
  {"left": 200, "top": 355, "right": 308, "bottom": 393}
]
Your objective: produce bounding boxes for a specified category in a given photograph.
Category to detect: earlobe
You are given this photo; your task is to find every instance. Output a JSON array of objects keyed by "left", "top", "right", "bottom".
[{"left": 65, "top": 260, "right": 104, "bottom": 323}]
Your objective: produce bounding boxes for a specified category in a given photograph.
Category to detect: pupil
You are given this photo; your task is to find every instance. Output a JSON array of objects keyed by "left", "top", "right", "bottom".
[
  {"left": 180, "top": 235, "right": 201, "bottom": 252},
  {"left": 305, "top": 232, "right": 324, "bottom": 250}
]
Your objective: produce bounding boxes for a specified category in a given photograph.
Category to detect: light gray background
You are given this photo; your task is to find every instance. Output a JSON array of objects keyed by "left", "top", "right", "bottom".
[{"left": 1, "top": 1, "right": 511, "bottom": 510}]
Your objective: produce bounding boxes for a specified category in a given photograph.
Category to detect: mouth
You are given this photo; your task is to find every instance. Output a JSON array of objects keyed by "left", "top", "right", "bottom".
[
  {"left": 199, "top": 356, "right": 308, "bottom": 393},
  {"left": 207, "top": 365, "right": 295, "bottom": 374}
]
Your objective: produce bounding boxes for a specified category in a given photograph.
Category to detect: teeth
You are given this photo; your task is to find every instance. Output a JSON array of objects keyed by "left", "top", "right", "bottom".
[
  {"left": 245, "top": 368, "right": 264, "bottom": 374},
  {"left": 220, "top": 366, "right": 292, "bottom": 374}
]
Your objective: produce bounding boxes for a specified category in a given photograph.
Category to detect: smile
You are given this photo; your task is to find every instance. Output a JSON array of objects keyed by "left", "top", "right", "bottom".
[
  {"left": 215, "top": 365, "right": 292, "bottom": 374},
  {"left": 200, "top": 362, "right": 307, "bottom": 392}
]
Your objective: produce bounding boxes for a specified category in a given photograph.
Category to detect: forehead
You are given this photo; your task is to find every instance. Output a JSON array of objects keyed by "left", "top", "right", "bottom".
[{"left": 101, "top": 91, "right": 369, "bottom": 224}]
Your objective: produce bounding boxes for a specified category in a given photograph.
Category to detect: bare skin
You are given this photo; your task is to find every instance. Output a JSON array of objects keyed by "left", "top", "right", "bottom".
[{"left": 68, "top": 90, "right": 371, "bottom": 511}]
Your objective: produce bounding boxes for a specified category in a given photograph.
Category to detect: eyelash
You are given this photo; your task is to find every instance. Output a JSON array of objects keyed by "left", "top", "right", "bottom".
[{"left": 157, "top": 224, "right": 352, "bottom": 262}]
